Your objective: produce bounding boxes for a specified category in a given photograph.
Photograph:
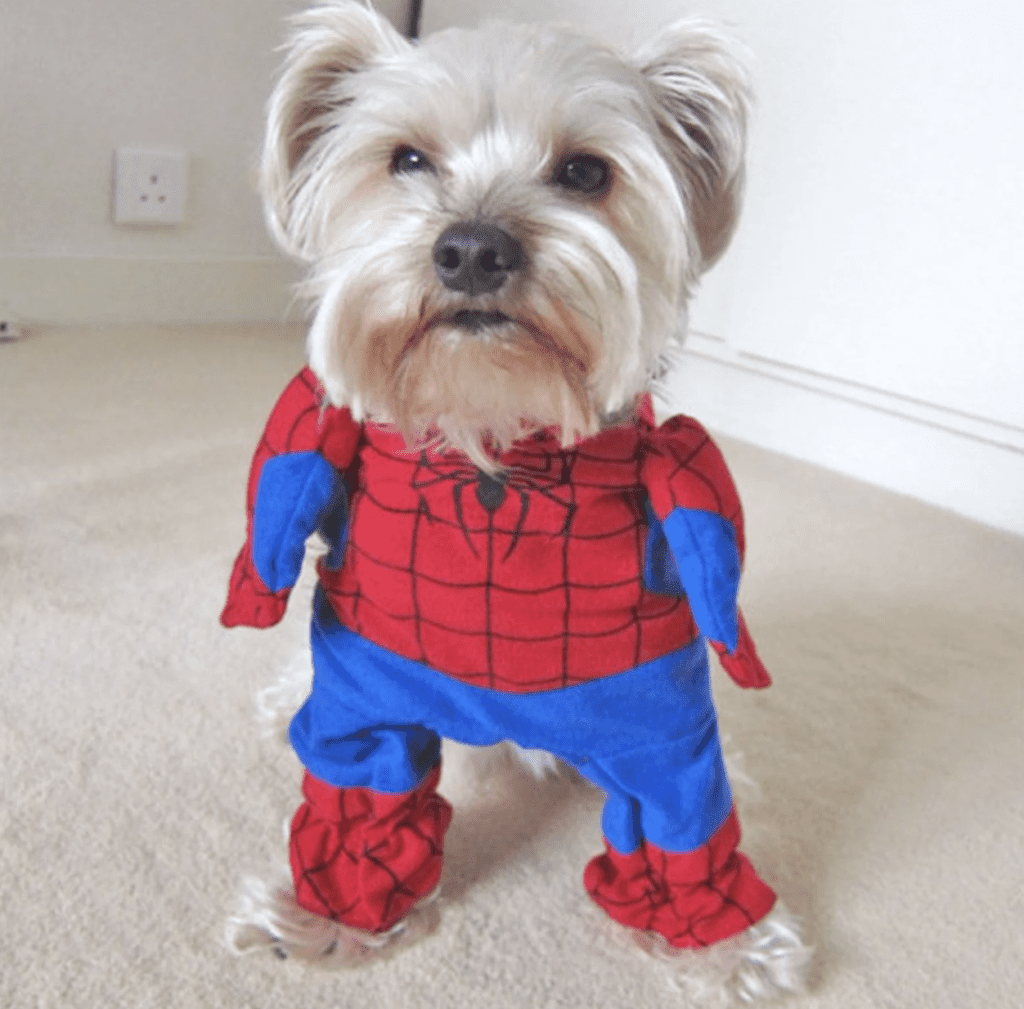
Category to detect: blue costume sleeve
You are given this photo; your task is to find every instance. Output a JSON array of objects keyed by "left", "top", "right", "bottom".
[
  {"left": 643, "top": 500, "right": 741, "bottom": 653},
  {"left": 252, "top": 451, "right": 346, "bottom": 593}
]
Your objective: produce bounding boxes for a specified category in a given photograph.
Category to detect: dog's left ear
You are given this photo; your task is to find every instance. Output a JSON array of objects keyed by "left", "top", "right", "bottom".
[{"left": 633, "top": 22, "right": 750, "bottom": 269}]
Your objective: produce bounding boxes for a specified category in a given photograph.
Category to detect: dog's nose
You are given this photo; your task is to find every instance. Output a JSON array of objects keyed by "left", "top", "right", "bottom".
[{"left": 432, "top": 221, "right": 524, "bottom": 295}]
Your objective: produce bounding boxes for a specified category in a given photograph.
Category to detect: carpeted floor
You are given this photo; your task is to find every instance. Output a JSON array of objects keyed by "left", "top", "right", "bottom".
[{"left": 2, "top": 323, "right": 1021, "bottom": 1008}]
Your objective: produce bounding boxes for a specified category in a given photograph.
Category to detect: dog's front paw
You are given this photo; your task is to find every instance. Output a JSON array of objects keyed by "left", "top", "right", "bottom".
[
  {"left": 636, "top": 903, "right": 811, "bottom": 1005},
  {"left": 225, "top": 874, "right": 442, "bottom": 968}
]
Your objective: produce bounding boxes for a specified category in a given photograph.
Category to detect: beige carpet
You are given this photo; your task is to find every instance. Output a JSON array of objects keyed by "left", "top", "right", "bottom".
[{"left": 2, "top": 323, "right": 1022, "bottom": 1008}]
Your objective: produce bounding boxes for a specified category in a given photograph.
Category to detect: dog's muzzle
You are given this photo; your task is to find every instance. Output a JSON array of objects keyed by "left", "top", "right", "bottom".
[{"left": 432, "top": 220, "right": 524, "bottom": 295}]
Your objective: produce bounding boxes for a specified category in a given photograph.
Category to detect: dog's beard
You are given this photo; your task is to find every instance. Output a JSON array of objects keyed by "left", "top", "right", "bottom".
[
  {"left": 392, "top": 327, "right": 594, "bottom": 470},
  {"left": 304, "top": 198, "right": 661, "bottom": 469},
  {"left": 309, "top": 277, "right": 599, "bottom": 471}
]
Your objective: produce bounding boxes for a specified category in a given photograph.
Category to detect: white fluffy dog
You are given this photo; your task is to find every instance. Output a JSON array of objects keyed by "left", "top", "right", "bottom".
[{"left": 224, "top": 2, "right": 810, "bottom": 1002}]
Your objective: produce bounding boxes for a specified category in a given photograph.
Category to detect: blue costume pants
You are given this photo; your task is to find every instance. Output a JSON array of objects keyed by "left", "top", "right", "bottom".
[{"left": 290, "top": 590, "right": 733, "bottom": 856}]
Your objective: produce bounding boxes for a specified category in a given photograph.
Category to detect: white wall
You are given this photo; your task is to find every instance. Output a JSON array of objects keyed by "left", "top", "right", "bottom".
[
  {"left": 685, "top": 0, "right": 1024, "bottom": 535},
  {"left": 718, "top": 0, "right": 1024, "bottom": 429},
  {"left": 0, "top": 0, "right": 411, "bottom": 324},
  {"left": 424, "top": 0, "right": 1024, "bottom": 534}
]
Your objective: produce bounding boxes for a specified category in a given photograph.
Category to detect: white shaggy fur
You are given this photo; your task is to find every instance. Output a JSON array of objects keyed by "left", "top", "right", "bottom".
[
  {"left": 229, "top": 2, "right": 810, "bottom": 1000},
  {"left": 226, "top": 873, "right": 442, "bottom": 967},
  {"left": 255, "top": 650, "right": 313, "bottom": 744},
  {"left": 637, "top": 903, "right": 811, "bottom": 1005}
]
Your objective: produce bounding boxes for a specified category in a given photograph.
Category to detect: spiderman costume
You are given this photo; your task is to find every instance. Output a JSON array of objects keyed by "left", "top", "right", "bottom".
[{"left": 222, "top": 367, "right": 777, "bottom": 948}]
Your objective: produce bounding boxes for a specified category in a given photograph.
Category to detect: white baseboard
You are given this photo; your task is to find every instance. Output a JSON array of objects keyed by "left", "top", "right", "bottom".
[
  {"left": 0, "top": 254, "right": 304, "bottom": 325},
  {"left": 670, "top": 333, "right": 1024, "bottom": 537}
]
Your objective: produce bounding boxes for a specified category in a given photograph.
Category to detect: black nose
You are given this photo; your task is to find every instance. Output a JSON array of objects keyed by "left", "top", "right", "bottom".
[{"left": 432, "top": 221, "right": 524, "bottom": 294}]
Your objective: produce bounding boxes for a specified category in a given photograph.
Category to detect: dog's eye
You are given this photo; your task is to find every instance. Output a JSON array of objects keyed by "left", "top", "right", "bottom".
[
  {"left": 555, "top": 154, "right": 610, "bottom": 195},
  {"left": 391, "top": 146, "right": 434, "bottom": 175}
]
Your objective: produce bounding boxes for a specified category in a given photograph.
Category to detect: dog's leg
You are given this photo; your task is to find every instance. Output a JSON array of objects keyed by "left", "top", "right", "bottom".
[
  {"left": 501, "top": 740, "right": 568, "bottom": 779},
  {"left": 586, "top": 813, "right": 809, "bottom": 1002},
  {"left": 226, "top": 765, "right": 451, "bottom": 965},
  {"left": 289, "top": 766, "right": 452, "bottom": 934},
  {"left": 254, "top": 649, "right": 314, "bottom": 745},
  {"left": 585, "top": 808, "right": 776, "bottom": 947}
]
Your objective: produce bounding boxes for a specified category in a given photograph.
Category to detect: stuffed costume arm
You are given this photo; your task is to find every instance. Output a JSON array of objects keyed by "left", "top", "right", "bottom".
[
  {"left": 641, "top": 416, "right": 771, "bottom": 689},
  {"left": 220, "top": 368, "right": 361, "bottom": 629}
]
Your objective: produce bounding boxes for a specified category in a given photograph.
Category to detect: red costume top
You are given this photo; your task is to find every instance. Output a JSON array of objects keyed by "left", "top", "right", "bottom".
[{"left": 222, "top": 368, "right": 770, "bottom": 694}]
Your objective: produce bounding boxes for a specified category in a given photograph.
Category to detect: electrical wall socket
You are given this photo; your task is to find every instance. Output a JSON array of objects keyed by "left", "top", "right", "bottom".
[{"left": 113, "top": 148, "right": 188, "bottom": 225}]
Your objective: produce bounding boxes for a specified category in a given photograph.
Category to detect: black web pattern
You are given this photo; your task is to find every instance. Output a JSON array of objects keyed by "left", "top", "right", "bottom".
[{"left": 321, "top": 426, "right": 697, "bottom": 692}]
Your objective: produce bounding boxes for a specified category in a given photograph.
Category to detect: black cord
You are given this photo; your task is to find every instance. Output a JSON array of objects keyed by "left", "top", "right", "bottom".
[{"left": 408, "top": 0, "right": 424, "bottom": 39}]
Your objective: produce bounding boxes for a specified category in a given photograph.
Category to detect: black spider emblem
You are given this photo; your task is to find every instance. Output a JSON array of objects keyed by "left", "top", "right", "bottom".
[
  {"left": 474, "top": 470, "right": 507, "bottom": 512},
  {"left": 410, "top": 451, "right": 576, "bottom": 559}
]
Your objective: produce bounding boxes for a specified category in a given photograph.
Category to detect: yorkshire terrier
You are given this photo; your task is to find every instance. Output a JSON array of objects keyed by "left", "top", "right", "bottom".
[{"left": 221, "top": 2, "right": 809, "bottom": 1001}]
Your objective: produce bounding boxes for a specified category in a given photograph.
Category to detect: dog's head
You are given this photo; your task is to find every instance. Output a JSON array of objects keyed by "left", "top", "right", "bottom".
[{"left": 261, "top": 1, "right": 748, "bottom": 466}]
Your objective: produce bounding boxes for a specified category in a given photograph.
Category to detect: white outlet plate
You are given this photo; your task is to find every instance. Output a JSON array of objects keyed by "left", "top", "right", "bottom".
[{"left": 113, "top": 148, "right": 187, "bottom": 225}]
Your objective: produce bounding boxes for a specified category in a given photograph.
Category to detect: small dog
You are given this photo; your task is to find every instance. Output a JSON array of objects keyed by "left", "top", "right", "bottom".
[{"left": 222, "top": 2, "right": 809, "bottom": 1001}]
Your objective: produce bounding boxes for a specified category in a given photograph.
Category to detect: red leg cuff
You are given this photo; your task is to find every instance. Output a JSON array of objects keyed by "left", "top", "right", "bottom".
[
  {"left": 584, "top": 808, "right": 776, "bottom": 948},
  {"left": 289, "top": 766, "right": 453, "bottom": 934}
]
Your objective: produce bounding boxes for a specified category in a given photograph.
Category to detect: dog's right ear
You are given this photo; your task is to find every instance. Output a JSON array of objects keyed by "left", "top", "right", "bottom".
[
  {"left": 261, "top": 1, "right": 411, "bottom": 258},
  {"left": 633, "top": 21, "right": 751, "bottom": 271}
]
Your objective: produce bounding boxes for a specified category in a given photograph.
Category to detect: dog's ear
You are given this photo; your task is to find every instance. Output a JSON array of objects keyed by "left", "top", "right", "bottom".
[
  {"left": 261, "top": 1, "right": 411, "bottom": 257},
  {"left": 633, "top": 22, "right": 750, "bottom": 270}
]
